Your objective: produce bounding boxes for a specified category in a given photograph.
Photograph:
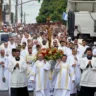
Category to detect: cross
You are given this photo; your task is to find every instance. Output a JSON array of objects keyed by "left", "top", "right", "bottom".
[{"left": 46, "top": 17, "right": 52, "bottom": 48}]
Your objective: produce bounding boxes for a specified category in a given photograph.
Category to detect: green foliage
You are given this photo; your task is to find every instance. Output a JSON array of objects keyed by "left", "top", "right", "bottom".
[
  {"left": 36, "top": 0, "right": 67, "bottom": 23},
  {"left": 38, "top": 0, "right": 40, "bottom": 3}
]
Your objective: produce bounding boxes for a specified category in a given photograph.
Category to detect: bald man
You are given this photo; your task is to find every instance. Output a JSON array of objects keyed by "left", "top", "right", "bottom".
[{"left": 30, "top": 54, "right": 51, "bottom": 96}]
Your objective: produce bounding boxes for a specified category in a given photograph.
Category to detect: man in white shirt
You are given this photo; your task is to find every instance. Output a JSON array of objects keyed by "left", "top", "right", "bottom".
[
  {"left": 80, "top": 48, "right": 96, "bottom": 96},
  {"left": 8, "top": 49, "right": 29, "bottom": 96}
]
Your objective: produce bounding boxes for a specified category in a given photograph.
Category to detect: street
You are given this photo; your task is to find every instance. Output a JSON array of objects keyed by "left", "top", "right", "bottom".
[{"left": 0, "top": 91, "right": 33, "bottom": 96}]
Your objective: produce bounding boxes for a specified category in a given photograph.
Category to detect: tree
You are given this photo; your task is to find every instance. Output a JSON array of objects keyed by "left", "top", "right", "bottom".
[{"left": 36, "top": 0, "right": 67, "bottom": 23}]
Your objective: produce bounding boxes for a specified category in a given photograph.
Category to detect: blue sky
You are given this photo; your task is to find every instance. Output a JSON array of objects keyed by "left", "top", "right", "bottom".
[{"left": 4, "top": 0, "right": 42, "bottom": 24}]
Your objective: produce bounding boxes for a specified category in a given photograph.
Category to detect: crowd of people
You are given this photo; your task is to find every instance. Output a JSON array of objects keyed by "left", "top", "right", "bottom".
[{"left": 0, "top": 23, "right": 96, "bottom": 96}]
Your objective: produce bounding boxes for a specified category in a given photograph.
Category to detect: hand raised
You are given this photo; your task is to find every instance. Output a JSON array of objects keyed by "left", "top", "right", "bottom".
[
  {"left": 44, "top": 59, "right": 46, "bottom": 64},
  {"left": 0, "top": 62, "right": 4, "bottom": 65},
  {"left": 15, "top": 63, "right": 19, "bottom": 68},
  {"left": 72, "top": 64, "right": 76, "bottom": 67},
  {"left": 88, "top": 61, "right": 91, "bottom": 65},
  {"left": 2, "top": 64, "right": 5, "bottom": 68}
]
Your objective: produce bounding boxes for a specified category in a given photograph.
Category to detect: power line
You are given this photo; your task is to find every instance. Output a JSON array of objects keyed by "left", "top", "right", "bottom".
[{"left": 17, "top": 0, "right": 38, "bottom": 6}]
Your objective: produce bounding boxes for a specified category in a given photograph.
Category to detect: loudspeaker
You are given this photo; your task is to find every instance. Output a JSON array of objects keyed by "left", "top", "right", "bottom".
[{"left": 68, "top": 11, "right": 75, "bottom": 40}]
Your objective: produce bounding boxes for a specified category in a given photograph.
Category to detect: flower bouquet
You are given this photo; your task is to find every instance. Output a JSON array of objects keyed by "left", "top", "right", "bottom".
[
  {"left": 38, "top": 48, "right": 64, "bottom": 60},
  {"left": 38, "top": 48, "right": 64, "bottom": 70}
]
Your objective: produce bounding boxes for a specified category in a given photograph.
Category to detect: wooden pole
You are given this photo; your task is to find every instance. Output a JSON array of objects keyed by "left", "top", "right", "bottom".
[{"left": 47, "top": 17, "right": 52, "bottom": 48}]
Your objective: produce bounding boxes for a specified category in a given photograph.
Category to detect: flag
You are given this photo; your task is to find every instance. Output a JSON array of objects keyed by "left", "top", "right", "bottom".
[{"left": 62, "top": 12, "right": 68, "bottom": 21}]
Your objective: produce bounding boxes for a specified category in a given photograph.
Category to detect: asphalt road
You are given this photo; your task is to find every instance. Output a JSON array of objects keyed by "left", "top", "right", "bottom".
[{"left": 0, "top": 91, "right": 33, "bottom": 96}]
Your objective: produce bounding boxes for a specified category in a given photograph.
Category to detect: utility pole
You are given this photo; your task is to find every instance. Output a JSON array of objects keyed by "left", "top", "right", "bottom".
[
  {"left": 9, "top": 0, "right": 11, "bottom": 25},
  {"left": 15, "top": 0, "right": 18, "bottom": 24},
  {"left": 21, "top": 0, "right": 23, "bottom": 24},
  {"left": 24, "top": 12, "right": 29, "bottom": 24},
  {"left": 4, "top": 5, "right": 6, "bottom": 24},
  {"left": 0, "top": 0, "right": 3, "bottom": 27},
  {"left": 17, "top": 0, "right": 39, "bottom": 5},
  {"left": 24, "top": 12, "right": 26, "bottom": 24}
]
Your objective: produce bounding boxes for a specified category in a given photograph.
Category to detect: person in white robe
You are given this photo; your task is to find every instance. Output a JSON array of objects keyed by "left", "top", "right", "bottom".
[
  {"left": 41, "top": 39, "right": 48, "bottom": 49},
  {"left": 78, "top": 40, "right": 89, "bottom": 57},
  {"left": 21, "top": 42, "right": 28, "bottom": 59},
  {"left": 30, "top": 53, "right": 51, "bottom": 96},
  {"left": 0, "top": 42, "right": 11, "bottom": 57},
  {"left": 8, "top": 37, "right": 16, "bottom": 50},
  {"left": 92, "top": 46, "right": 96, "bottom": 57},
  {"left": 21, "top": 32, "right": 32, "bottom": 45},
  {"left": 37, "top": 35, "right": 43, "bottom": 45},
  {"left": 73, "top": 39, "right": 83, "bottom": 57},
  {"left": 58, "top": 41, "right": 67, "bottom": 55},
  {"left": 68, "top": 49, "right": 81, "bottom": 96},
  {"left": 52, "top": 35, "right": 60, "bottom": 47},
  {"left": 32, "top": 41, "right": 41, "bottom": 56},
  {"left": 8, "top": 49, "right": 29, "bottom": 96},
  {"left": 0, "top": 50, "right": 9, "bottom": 91},
  {"left": 26, "top": 47, "right": 36, "bottom": 91},
  {"left": 33, "top": 44, "right": 41, "bottom": 56},
  {"left": 65, "top": 42, "right": 72, "bottom": 57},
  {"left": 54, "top": 55, "right": 75, "bottom": 96},
  {"left": 52, "top": 40, "right": 59, "bottom": 48},
  {"left": 8, "top": 49, "right": 17, "bottom": 96},
  {"left": 80, "top": 48, "right": 96, "bottom": 96}
]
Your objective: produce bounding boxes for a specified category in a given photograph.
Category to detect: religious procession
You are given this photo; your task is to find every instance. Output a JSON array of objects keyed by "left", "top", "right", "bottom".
[
  {"left": 0, "top": 22, "right": 96, "bottom": 96},
  {"left": 0, "top": 0, "right": 96, "bottom": 96}
]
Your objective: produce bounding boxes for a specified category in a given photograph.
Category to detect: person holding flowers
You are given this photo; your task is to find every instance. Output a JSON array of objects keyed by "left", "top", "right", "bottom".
[{"left": 30, "top": 53, "right": 51, "bottom": 96}]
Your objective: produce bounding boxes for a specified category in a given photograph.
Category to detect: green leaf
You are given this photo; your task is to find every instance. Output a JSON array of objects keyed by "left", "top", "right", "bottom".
[
  {"left": 36, "top": 0, "right": 67, "bottom": 23},
  {"left": 38, "top": 0, "right": 40, "bottom": 3}
]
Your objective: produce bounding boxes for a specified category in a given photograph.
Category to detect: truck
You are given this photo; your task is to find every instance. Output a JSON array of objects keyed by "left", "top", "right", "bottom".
[
  {"left": 74, "top": 11, "right": 96, "bottom": 41},
  {"left": 67, "top": 0, "right": 96, "bottom": 42}
]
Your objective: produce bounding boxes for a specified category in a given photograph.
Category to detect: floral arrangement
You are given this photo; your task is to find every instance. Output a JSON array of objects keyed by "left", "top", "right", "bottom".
[{"left": 38, "top": 48, "right": 64, "bottom": 60}]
